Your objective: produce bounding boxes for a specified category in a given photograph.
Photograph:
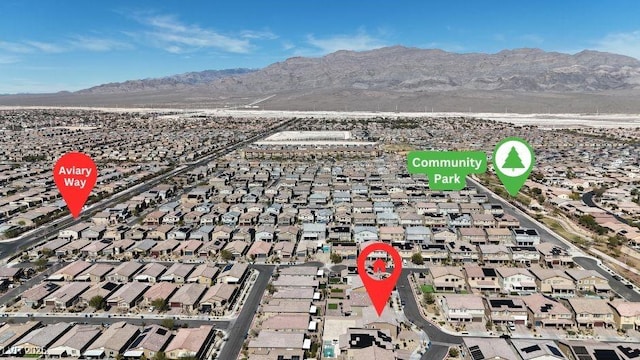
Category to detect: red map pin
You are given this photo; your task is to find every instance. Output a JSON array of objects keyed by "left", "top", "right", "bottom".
[
  {"left": 357, "top": 242, "right": 402, "bottom": 316},
  {"left": 53, "top": 152, "right": 97, "bottom": 218}
]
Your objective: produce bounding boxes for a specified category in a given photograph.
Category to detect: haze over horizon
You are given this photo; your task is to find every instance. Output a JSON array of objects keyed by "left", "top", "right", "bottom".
[{"left": 2, "top": 0, "right": 640, "bottom": 94}]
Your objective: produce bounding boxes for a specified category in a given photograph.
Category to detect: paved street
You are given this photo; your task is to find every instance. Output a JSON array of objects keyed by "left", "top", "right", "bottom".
[
  {"left": 0, "top": 117, "right": 297, "bottom": 261},
  {"left": 468, "top": 177, "right": 640, "bottom": 301},
  {"left": 397, "top": 269, "right": 461, "bottom": 360},
  {"left": 574, "top": 256, "right": 640, "bottom": 301},
  {"left": 218, "top": 264, "right": 275, "bottom": 360}
]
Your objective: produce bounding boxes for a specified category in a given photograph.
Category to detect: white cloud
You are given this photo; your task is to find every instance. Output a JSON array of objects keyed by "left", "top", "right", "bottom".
[
  {"left": 594, "top": 30, "right": 640, "bottom": 59},
  {"left": 24, "top": 41, "right": 66, "bottom": 53},
  {"left": 0, "top": 41, "right": 34, "bottom": 54},
  {"left": 306, "top": 30, "right": 387, "bottom": 54},
  {"left": 68, "top": 36, "right": 133, "bottom": 52},
  {"left": 0, "top": 55, "right": 20, "bottom": 64},
  {"left": 137, "top": 14, "right": 252, "bottom": 54},
  {"left": 240, "top": 30, "right": 278, "bottom": 40}
]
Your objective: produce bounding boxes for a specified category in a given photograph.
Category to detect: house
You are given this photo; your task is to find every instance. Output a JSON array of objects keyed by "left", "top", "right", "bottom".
[
  {"left": 0, "top": 321, "right": 41, "bottom": 354},
  {"left": 128, "top": 239, "right": 156, "bottom": 257},
  {"left": 353, "top": 226, "right": 379, "bottom": 243},
  {"left": 432, "top": 228, "right": 456, "bottom": 243},
  {"left": 22, "top": 282, "right": 60, "bottom": 308},
  {"left": 530, "top": 267, "right": 576, "bottom": 298},
  {"left": 134, "top": 263, "right": 167, "bottom": 283},
  {"left": 13, "top": 322, "right": 72, "bottom": 356},
  {"left": 123, "top": 325, "right": 172, "bottom": 360},
  {"left": 219, "top": 263, "right": 249, "bottom": 284},
  {"left": 447, "top": 240, "right": 479, "bottom": 263},
  {"left": 565, "top": 269, "right": 610, "bottom": 295},
  {"left": 168, "top": 283, "right": 206, "bottom": 312},
  {"left": 142, "top": 282, "right": 178, "bottom": 309},
  {"left": 301, "top": 223, "right": 326, "bottom": 242},
  {"left": 200, "top": 282, "right": 239, "bottom": 313},
  {"left": 50, "top": 260, "right": 92, "bottom": 281},
  {"left": 510, "top": 246, "right": 541, "bottom": 265},
  {"left": 223, "top": 240, "right": 248, "bottom": 259},
  {"left": 83, "top": 321, "right": 140, "bottom": 359},
  {"left": 148, "top": 224, "right": 174, "bottom": 240},
  {"left": 46, "top": 324, "right": 101, "bottom": 358},
  {"left": 521, "top": 293, "right": 573, "bottom": 328},
  {"left": 75, "top": 263, "right": 114, "bottom": 282},
  {"left": 405, "top": 226, "right": 431, "bottom": 244},
  {"left": 107, "top": 261, "right": 144, "bottom": 283},
  {"left": 471, "top": 213, "right": 496, "bottom": 227},
  {"left": 277, "top": 226, "right": 299, "bottom": 242},
  {"left": 513, "top": 228, "right": 541, "bottom": 246},
  {"left": 58, "top": 222, "right": 90, "bottom": 240},
  {"left": 440, "top": 294, "right": 486, "bottom": 323},
  {"left": 80, "top": 282, "right": 121, "bottom": 307},
  {"left": 160, "top": 263, "right": 195, "bottom": 283},
  {"left": 486, "top": 228, "right": 514, "bottom": 244},
  {"left": 164, "top": 325, "right": 214, "bottom": 360},
  {"left": 187, "top": 264, "right": 219, "bottom": 286},
  {"left": 273, "top": 241, "right": 296, "bottom": 259},
  {"left": 485, "top": 297, "right": 528, "bottom": 326},
  {"left": 429, "top": 266, "right": 466, "bottom": 292},
  {"left": 44, "top": 282, "right": 90, "bottom": 310},
  {"left": 337, "top": 328, "right": 394, "bottom": 360},
  {"left": 458, "top": 227, "right": 487, "bottom": 245},
  {"left": 248, "top": 331, "right": 305, "bottom": 354},
  {"left": 479, "top": 244, "right": 511, "bottom": 264},
  {"left": 464, "top": 265, "right": 501, "bottom": 294},
  {"left": 462, "top": 338, "right": 519, "bottom": 360},
  {"left": 496, "top": 267, "right": 537, "bottom": 295},
  {"left": 379, "top": 226, "right": 404, "bottom": 243},
  {"left": 510, "top": 339, "right": 568, "bottom": 360},
  {"left": 247, "top": 240, "right": 273, "bottom": 260},
  {"left": 537, "top": 243, "right": 574, "bottom": 267},
  {"left": 609, "top": 300, "right": 640, "bottom": 330},
  {"left": 449, "top": 213, "right": 473, "bottom": 228},
  {"left": 150, "top": 239, "right": 180, "bottom": 258},
  {"left": 568, "top": 298, "right": 615, "bottom": 328},
  {"left": 261, "top": 313, "right": 310, "bottom": 332},
  {"left": 419, "top": 244, "right": 448, "bottom": 263},
  {"left": 173, "top": 240, "right": 203, "bottom": 257},
  {"left": 106, "top": 282, "right": 149, "bottom": 309}
]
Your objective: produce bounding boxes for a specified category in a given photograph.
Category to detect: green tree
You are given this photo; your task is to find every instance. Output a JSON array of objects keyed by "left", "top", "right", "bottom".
[
  {"left": 502, "top": 146, "right": 525, "bottom": 172},
  {"left": 449, "top": 347, "right": 460, "bottom": 357},
  {"left": 152, "top": 352, "right": 167, "bottom": 360},
  {"left": 161, "top": 319, "right": 175, "bottom": 330},
  {"left": 89, "top": 295, "right": 105, "bottom": 310},
  {"left": 411, "top": 252, "right": 424, "bottom": 265},
  {"left": 34, "top": 257, "right": 48, "bottom": 271},
  {"left": 330, "top": 252, "right": 342, "bottom": 264},
  {"left": 220, "top": 249, "right": 234, "bottom": 261},
  {"left": 151, "top": 298, "right": 169, "bottom": 312},
  {"left": 41, "top": 248, "right": 54, "bottom": 258},
  {"left": 423, "top": 292, "right": 435, "bottom": 305}
]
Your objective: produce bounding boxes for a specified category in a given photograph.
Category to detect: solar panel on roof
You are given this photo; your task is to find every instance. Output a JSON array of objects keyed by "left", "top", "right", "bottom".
[
  {"left": 547, "top": 345, "right": 563, "bottom": 357},
  {"left": 522, "top": 345, "right": 542, "bottom": 353},
  {"left": 618, "top": 345, "right": 640, "bottom": 359},
  {"left": 574, "top": 346, "right": 589, "bottom": 355},
  {"left": 469, "top": 345, "right": 485, "bottom": 360},
  {"left": 222, "top": 263, "right": 233, "bottom": 272},
  {"left": 593, "top": 349, "right": 620, "bottom": 360}
]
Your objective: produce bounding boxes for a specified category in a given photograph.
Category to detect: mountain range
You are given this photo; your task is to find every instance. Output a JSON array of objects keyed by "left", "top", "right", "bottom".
[{"left": 2, "top": 46, "right": 640, "bottom": 113}]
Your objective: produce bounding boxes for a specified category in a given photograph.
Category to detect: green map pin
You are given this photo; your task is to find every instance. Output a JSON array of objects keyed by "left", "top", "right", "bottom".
[{"left": 493, "top": 137, "right": 535, "bottom": 196}]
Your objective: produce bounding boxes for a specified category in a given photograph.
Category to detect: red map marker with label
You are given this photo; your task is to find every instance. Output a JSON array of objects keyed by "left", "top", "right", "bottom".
[
  {"left": 357, "top": 242, "right": 402, "bottom": 316},
  {"left": 53, "top": 152, "right": 97, "bottom": 218}
]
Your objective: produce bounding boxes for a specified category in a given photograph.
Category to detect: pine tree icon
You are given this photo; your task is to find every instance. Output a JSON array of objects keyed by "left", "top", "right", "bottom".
[{"left": 502, "top": 146, "right": 525, "bottom": 173}]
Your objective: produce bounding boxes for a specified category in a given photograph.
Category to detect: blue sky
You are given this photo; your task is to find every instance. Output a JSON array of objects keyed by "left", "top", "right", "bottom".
[{"left": 1, "top": 0, "right": 639, "bottom": 93}]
